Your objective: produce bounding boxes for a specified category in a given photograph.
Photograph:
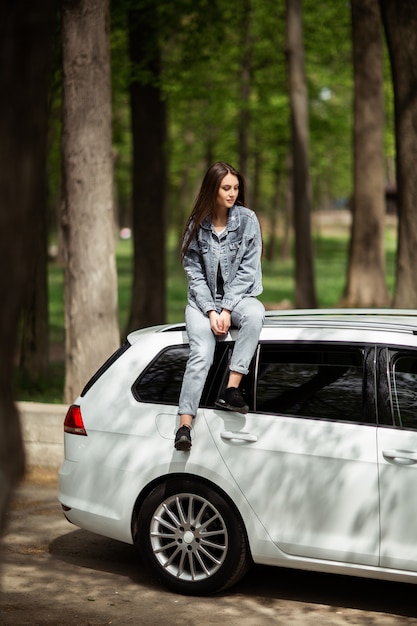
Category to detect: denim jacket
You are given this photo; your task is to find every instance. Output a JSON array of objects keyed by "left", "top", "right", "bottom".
[{"left": 183, "top": 204, "right": 263, "bottom": 314}]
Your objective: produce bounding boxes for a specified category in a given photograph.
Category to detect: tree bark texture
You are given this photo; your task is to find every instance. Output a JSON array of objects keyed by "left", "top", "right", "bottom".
[
  {"left": 0, "top": 0, "right": 55, "bottom": 536},
  {"left": 379, "top": 0, "right": 417, "bottom": 308},
  {"left": 285, "top": 0, "right": 317, "bottom": 309},
  {"left": 19, "top": 192, "right": 50, "bottom": 381},
  {"left": 127, "top": 3, "right": 167, "bottom": 332},
  {"left": 342, "top": 0, "right": 390, "bottom": 307},
  {"left": 61, "top": 0, "right": 120, "bottom": 402}
]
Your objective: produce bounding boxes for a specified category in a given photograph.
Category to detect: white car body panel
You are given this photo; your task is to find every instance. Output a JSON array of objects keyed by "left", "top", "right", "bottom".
[
  {"left": 378, "top": 427, "right": 417, "bottom": 570},
  {"left": 57, "top": 310, "right": 417, "bottom": 588},
  {"left": 205, "top": 408, "right": 379, "bottom": 565},
  {"left": 60, "top": 403, "right": 282, "bottom": 558}
]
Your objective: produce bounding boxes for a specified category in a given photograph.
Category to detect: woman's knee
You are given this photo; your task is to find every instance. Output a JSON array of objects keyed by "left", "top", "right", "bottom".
[
  {"left": 251, "top": 299, "right": 265, "bottom": 326},
  {"left": 234, "top": 298, "right": 265, "bottom": 330}
]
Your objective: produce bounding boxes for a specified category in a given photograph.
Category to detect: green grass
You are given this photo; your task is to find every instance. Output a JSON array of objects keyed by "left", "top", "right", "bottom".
[
  {"left": 116, "top": 238, "right": 133, "bottom": 332},
  {"left": 15, "top": 224, "right": 397, "bottom": 403},
  {"left": 261, "top": 229, "right": 396, "bottom": 309}
]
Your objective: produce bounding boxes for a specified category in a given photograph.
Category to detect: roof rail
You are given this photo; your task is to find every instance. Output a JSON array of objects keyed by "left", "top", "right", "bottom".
[{"left": 264, "top": 308, "right": 417, "bottom": 318}]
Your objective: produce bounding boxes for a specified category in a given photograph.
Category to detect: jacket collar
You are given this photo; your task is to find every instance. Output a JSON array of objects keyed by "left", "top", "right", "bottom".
[{"left": 201, "top": 204, "right": 241, "bottom": 232}]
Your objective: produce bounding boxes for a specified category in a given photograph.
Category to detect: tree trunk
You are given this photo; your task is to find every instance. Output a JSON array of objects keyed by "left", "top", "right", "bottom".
[
  {"left": 19, "top": 189, "right": 49, "bottom": 382},
  {"left": 285, "top": 0, "right": 317, "bottom": 308},
  {"left": 379, "top": 0, "right": 417, "bottom": 308},
  {"left": 252, "top": 145, "right": 261, "bottom": 212},
  {"left": 0, "top": 0, "right": 55, "bottom": 536},
  {"left": 127, "top": 3, "right": 167, "bottom": 332},
  {"left": 265, "top": 167, "right": 282, "bottom": 263},
  {"left": 61, "top": 0, "right": 120, "bottom": 402},
  {"left": 341, "top": 0, "right": 390, "bottom": 308},
  {"left": 238, "top": 0, "right": 252, "bottom": 185},
  {"left": 281, "top": 152, "right": 293, "bottom": 262}
]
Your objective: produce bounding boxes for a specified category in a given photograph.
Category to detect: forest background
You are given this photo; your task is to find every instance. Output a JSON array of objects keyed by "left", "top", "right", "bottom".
[
  {"left": 14, "top": 0, "right": 417, "bottom": 402},
  {"left": 1, "top": 0, "right": 417, "bottom": 525}
]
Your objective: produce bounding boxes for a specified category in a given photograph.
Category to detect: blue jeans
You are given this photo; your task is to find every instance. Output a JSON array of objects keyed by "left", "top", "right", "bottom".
[{"left": 178, "top": 298, "right": 265, "bottom": 417}]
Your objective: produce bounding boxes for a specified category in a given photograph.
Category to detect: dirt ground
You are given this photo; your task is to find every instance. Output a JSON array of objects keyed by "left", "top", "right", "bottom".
[{"left": 1, "top": 467, "right": 417, "bottom": 626}]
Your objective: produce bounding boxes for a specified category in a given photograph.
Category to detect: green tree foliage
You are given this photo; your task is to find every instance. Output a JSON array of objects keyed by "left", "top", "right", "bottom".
[
  {"left": 48, "top": 0, "right": 396, "bottom": 325},
  {"left": 163, "top": 0, "right": 290, "bottom": 219},
  {"left": 107, "top": 0, "right": 390, "bottom": 315},
  {"left": 303, "top": 0, "right": 353, "bottom": 205},
  {"left": 48, "top": 0, "right": 396, "bottom": 249},
  {"left": 108, "top": 0, "right": 362, "bottom": 231}
]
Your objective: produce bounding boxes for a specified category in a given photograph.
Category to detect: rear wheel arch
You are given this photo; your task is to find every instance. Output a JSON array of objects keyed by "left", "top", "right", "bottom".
[{"left": 131, "top": 473, "right": 249, "bottom": 543}]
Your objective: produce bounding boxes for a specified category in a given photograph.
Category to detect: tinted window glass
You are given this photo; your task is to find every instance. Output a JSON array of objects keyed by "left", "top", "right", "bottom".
[
  {"left": 391, "top": 355, "right": 417, "bottom": 429},
  {"left": 256, "top": 345, "right": 365, "bottom": 423},
  {"left": 133, "top": 342, "right": 233, "bottom": 407},
  {"left": 133, "top": 346, "right": 189, "bottom": 404}
]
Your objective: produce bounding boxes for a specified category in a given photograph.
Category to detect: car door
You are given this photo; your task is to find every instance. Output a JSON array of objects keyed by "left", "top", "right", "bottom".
[
  {"left": 205, "top": 342, "right": 380, "bottom": 565},
  {"left": 377, "top": 347, "right": 417, "bottom": 570}
]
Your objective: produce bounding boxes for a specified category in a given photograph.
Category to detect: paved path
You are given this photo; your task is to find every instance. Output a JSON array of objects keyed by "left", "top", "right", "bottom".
[{"left": 1, "top": 468, "right": 416, "bottom": 625}]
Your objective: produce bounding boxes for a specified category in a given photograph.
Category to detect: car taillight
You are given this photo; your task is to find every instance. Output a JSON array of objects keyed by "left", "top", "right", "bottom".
[{"left": 64, "top": 405, "right": 87, "bottom": 436}]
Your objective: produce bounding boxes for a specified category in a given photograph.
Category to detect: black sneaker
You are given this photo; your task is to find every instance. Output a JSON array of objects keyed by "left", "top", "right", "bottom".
[
  {"left": 215, "top": 387, "right": 249, "bottom": 414},
  {"left": 174, "top": 425, "right": 192, "bottom": 451}
]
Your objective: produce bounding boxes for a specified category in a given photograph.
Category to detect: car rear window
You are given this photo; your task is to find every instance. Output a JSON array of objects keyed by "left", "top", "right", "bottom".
[
  {"left": 132, "top": 342, "right": 232, "bottom": 407},
  {"left": 132, "top": 346, "right": 190, "bottom": 404}
]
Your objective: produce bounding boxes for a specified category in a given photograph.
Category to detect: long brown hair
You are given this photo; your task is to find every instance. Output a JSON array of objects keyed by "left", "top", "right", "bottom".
[{"left": 181, "top": 162, "right": 245, "bottom": 259}]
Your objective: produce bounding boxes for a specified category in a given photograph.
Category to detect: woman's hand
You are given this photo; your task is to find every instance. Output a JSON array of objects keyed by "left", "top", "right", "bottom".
[
  {"left": 219, "top": 309, "right": 231, "bottom": 334},
  {"left": 208, "top": 309, "right": 231, "bottom": 336}
]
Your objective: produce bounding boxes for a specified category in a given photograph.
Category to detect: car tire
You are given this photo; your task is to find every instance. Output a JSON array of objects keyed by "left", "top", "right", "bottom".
[{"left": 135, "top": 477, "right": 251, "bottom": 595}]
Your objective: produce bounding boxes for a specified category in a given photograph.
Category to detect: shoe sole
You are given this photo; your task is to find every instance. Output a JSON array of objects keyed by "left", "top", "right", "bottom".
[
  {"left": 215, "top": 400, "right": 249, "bottom": 414},
  {"left": 174, "top": 436, "right": 191, "bottom": 451}
]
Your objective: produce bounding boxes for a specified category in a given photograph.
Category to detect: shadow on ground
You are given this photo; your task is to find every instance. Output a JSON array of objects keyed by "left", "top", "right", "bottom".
[{"left": 49, "top": 526, "right": 417, "bottom": 619}]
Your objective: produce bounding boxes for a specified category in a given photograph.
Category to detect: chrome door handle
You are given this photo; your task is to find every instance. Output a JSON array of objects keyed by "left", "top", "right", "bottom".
[
  {"left": 221, "top": 431, "right": 258, "bottom": 443},
  {"left": 382, "top": 449, "right": 417, "bottom": 465}
]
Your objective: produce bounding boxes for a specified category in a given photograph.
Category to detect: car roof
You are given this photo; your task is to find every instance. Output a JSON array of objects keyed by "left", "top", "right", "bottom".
[
  {"left": 127, "top": 309, "right": 417, "bottom": 344},
  {"left": 263, "top": 309, "right": 417, "bottom": 335}
]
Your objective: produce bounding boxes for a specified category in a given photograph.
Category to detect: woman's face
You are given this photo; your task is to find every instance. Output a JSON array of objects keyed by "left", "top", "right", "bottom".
[{"left": 215, "top": 172, "right": 239, "bottom": 212}]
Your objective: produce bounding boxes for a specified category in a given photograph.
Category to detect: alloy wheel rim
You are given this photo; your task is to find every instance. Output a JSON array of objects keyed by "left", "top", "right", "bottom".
[{"left": 149, "top": 492, "right": 228, "bottom": 582}]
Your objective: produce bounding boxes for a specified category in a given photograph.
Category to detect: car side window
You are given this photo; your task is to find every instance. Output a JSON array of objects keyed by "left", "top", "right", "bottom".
[
  {"left": 390, "top": 354, "right": 417, "bottom": 430},
  {"left": 133, "top": 346, "right": 190, "bottom": 404},
  {"left": 255, "top": 344, "right": 367, "bottom": 423},
  {"left": 132, "top": 342, "right": 231, "bottom": 406}
]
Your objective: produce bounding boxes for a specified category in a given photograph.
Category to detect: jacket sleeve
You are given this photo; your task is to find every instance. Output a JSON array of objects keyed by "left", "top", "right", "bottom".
[{"left": 183, "top": 238, "right": 216, "bottom": 314}]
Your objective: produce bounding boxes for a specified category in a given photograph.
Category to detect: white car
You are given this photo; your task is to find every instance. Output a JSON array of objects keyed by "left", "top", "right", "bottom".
[{"left": 59, "top": 309, "right": 417, "bottom": 595}]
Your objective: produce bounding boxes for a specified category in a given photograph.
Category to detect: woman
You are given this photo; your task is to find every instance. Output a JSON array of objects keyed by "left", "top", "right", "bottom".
[{"left": 175, "top": 162, "right": 264, "bottom": 451}]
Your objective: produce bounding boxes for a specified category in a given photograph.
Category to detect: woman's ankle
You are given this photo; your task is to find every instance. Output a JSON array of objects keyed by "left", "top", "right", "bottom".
[{"left": 179, "top": 415, "right": 193, "bottom": 428}]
